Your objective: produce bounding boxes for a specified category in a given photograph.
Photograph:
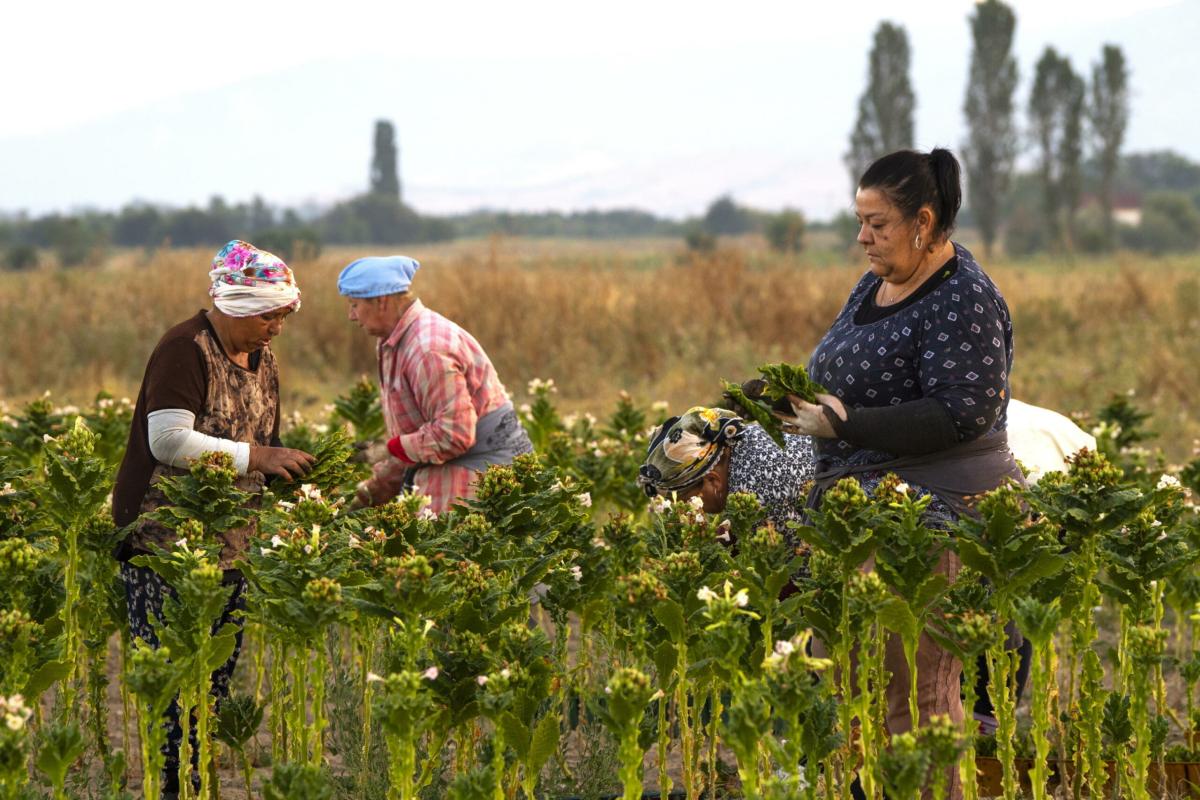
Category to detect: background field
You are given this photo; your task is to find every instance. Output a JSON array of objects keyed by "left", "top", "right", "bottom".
[{"left": 2, "top": 236, "right": 1198, "bottom": 462}]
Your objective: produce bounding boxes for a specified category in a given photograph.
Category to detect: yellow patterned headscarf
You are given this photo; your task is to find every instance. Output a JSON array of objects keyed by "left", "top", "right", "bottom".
[{"left": 637, "top": 407, "right": 746, "bottom": 497}]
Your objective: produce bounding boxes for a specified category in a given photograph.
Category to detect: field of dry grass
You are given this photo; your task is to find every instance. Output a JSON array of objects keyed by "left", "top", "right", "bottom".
[{"left": 2, "top": 236, "right": 1199, "bottom": 461}]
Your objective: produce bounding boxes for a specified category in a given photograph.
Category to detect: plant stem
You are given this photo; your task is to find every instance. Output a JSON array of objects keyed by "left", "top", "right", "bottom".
[
  {"left": 239, "top": 748, "right": 254, "bottom": 800},
  {"left": 311, "top": 649, "right": 326, "bottom": 767},
  {"left": 359, "top": 631, "right": 374, "bottom": 795},
  {"left": 959, "top": 656, "right": 979, "bottom": 800},
  {"left": 1028, "top": 639, "right": 1052, "bottom": 800}
]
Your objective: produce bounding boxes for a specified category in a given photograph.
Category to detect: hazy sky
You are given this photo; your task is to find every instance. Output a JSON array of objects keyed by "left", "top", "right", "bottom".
[{"left": 2, "top": 0, "right": 1196, "bottom": 221}]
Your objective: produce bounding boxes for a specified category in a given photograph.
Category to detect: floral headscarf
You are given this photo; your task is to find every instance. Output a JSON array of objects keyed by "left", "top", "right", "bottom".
[
  {"left": 208, "top": 240, "right": 301, "bottom": 318},
  {"left": 637, "top": 407, "right": 747, "bottom": 497}
]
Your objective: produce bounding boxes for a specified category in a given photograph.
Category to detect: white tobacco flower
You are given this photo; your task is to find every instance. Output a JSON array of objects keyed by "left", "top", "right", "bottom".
[
  {"left": 651, "top": 401, "right": 669, "bottom": 413},
  {"left": 1, "top": 483, "right": 15, "bottom": 495},
  {"left": 276, "top": 500, "right": 295, "bottom": 511},
  {"left": 733, "top": 588, "right": 750, "bottom": 608},
  {"left": 775, "top": 639, "right": 796, "bottom": 656},
  {"left": 299, "top": 484, "right": 323, "bottom": 501},
  {"left": 519, "top": 403, "right": 532, "bottom": 415},
  {"left": 270, "top": 534, "right": 285, "bottom": 548},
  {"left": 5, "top": 714, "right": 23, "bottom": 731},
  {"left": 499, "top": 668, "right": 511, "bottom": 679},
  {"left": 43, "top": 434, "right": 53, "bottom": 443},
  {"left": 569, "top": 565, "right": 583, "bottom": 582},
  {"left": 476, "top": 675, "right": 489, "bottom": 686},
  {"left": 366, "top": 672, "right": 384, "bottom": 683},
  {"left": 418, "top": 507, "right": 437, "bottom": 521},
  {"left": 592, "top": 448, "right": 604, "bottom": 458},
  {"left": 591, "top": 536, "right": 610, "bottom": 550},
  {"left": 696, "top": 585, "right": 718, "bottom": 603},
  {"left": 649, "top": 496, "right": 672, "bottom": 514},
  {"left": 303, "top": 544, "right": 314, "bottom": 555},
  {"left": 348, "top": 535, "right": 361, "bottom": 549},
  {"left": 578, "top": 492, "right": 592, "bottom": 508},
  {"left": 894, "top": 482, "right": 910, "bottom": 495},
  {"left": 584, "top": 413, "right": 597, "bottom": 426},
  {"left": 688, "top": 496, "right": 704, "bottom": 510},
  {"left": 650, "top": 689, "right": 666, "bottom": 701},
  {"left": 422, "top": 667, "right": 439, "bottom": 680},
  {"left": 1158, "top": 474, "right": 1182, "bottom": 491}
]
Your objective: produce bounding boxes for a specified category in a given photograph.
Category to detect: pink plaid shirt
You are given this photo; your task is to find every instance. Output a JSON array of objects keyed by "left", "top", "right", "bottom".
[{"left": 367, "top": 299, "right": 511, "bottom": 512}]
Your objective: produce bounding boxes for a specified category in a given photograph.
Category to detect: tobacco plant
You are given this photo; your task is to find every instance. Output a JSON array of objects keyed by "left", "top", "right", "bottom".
[
  {"left": 591, "top": 667, "right": 659, "bottom": 800},
  {"left": 951, "top": 483, "right": 1066, "bottom": 800},
  {"left": 872, "top": 477, "right": 950, "bottom": 730},
  {"left": 35, "top": 417, "right": 110, "bottom": 710},
  {"left": 132, "top": 539, "right": 238, "bottom": 800}
]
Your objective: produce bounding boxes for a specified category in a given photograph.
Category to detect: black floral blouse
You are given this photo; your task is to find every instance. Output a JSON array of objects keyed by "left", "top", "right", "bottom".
[{"left": 726, "top": 425, "right": 816, "bottom": 532}]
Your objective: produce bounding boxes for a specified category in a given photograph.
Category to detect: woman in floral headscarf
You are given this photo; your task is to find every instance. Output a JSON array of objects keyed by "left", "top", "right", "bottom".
[
  {"left": 112, "top": 239, "right": 314, "bottom": 798},
  {"left": 638, "top": 406, "right": 816, "bottom": 533}
]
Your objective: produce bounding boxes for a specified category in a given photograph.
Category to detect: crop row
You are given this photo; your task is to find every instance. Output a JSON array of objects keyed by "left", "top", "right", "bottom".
[{"left": 1, "top": 384, "right": 1199, "bottom": 800}]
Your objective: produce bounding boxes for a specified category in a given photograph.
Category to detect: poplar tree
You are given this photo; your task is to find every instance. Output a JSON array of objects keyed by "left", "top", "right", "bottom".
[
  {"left": 845, "top": 22, "right": 916, "bottom": 194},
  {"left": 1029, "top": 48, "right": 1085, "bottom": 250},
  {"left": 1089, "top": 44, "right": 1130, "bottom": 249},
  {"left": 962, "top": 0, "right": 1018, "bottom": 258},
  {"left": 370, "top": 120, "right": 401, "bottom": 200}
]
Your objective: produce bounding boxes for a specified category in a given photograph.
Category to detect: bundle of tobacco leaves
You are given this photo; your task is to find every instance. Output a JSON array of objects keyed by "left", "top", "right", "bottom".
[
  {"left": 722, "top": 362, "right": 827, "bottom": 449},
  {"left": 277, "top": 427, "right": 367, "bottom": 496}
]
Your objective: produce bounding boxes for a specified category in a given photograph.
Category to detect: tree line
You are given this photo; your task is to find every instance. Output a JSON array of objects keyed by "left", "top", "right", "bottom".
[
  {"left": 844, "top": 1, "right": 1199, "bottom": 256},
  {"left": 3, "top": 8, "right": 1198, "bottom": 271}
]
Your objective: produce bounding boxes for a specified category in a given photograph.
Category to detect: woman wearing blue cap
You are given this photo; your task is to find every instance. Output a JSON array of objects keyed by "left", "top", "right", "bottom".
[{"left": 338, "top": 255, "right": 532, "bottom": 512}]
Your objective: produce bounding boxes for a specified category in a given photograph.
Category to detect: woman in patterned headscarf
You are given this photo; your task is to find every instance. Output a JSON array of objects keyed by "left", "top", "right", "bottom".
[
  {"left": 112, "top": 239, "right": 314, "bottom": 798},
  {"left": 638, "top": 406, "right": 816, "bottom": 533}
]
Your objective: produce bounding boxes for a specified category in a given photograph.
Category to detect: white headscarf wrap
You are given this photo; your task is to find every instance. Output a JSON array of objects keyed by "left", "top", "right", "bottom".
[{"left": 208, "top": 240, "right": 302, "bottom": 318}]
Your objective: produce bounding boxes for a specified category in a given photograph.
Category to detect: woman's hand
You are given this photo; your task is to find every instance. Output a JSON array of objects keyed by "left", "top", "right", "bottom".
[
  {"left": 249, "top": 445, "right": 316, "bottom": 480},
  {"left": 773, "top": 393, "right": 847, "bottom": 439}
]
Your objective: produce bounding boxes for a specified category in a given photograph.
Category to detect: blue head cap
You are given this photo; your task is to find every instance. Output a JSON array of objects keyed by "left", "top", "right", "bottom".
[{"left": 337, "top": 255, "right": 421, "bottom": 298}]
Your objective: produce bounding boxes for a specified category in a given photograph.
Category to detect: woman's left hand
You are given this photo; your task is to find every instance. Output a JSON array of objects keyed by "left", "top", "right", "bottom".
[{"left": 773, "top": 393, "right": 847, "bottom": 439}]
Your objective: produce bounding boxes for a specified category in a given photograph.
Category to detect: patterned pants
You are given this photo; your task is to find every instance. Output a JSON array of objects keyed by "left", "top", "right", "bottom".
[{"left": 121, "top": 561, "right": 246, "bottom": 793}]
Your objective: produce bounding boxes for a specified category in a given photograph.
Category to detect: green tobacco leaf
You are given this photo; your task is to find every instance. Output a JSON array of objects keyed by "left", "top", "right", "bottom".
[
  {"left": 877, "top": 597, "right": 919, "bottom": 641},
  {"left": 35, "top": 721, "right": 87, "bottom": 789},
  {"left": 654, "top": 640, "right": 678, "bottom": 689},
  {"left": 527, "top": 713, "right": 560, "bottom": 776},
  {"left": 499, "top": 710, "right": 530, "bottom": 759},
  {"left": 23, "top": 659, "right": 71, "bottom": 698},
  {"left": 722, "top": 380, "right": 786, "bottom": 449},
  {"left": 653, "top": 598, "right": 686, "bottom": 643},
  {"left": 204, "top": 628, "right": 240, "bottom": 674}
]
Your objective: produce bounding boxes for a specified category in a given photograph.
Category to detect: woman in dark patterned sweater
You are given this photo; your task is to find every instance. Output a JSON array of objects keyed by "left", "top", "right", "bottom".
[{"left": 776, "top": 149, "right": 1022, "bottom": 800}]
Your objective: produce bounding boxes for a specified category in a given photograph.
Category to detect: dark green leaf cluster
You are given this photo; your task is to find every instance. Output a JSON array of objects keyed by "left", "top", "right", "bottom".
[
  {"left": 332, "top": 377, "right": 385, "bottom": 442},
  {"left": 277, "top": 427, "right": 367, "bottom": 497},
  {"left": 144, "top": 451, "right": 253, "bottom": 536}
]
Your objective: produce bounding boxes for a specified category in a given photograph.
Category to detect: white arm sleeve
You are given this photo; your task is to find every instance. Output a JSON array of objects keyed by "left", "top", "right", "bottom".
[{"left": 146, "top": 409, "right": 251, "bottom": 474}]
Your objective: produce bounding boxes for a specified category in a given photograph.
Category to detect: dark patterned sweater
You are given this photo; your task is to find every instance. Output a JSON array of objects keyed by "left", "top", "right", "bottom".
[{"left": 807, "top": 242, "right": 1014, "bottom": 467}]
